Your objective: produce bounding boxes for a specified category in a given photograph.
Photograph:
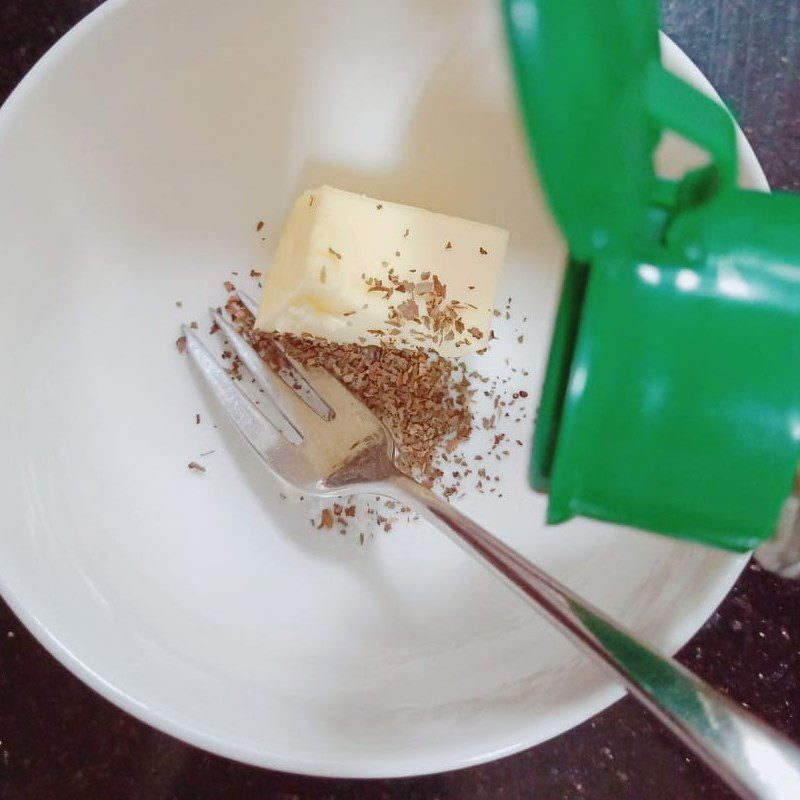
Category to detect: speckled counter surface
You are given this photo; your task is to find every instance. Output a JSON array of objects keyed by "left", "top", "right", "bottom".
[{"left": 1, "top": 2, "right": 799, "bottom": 798}]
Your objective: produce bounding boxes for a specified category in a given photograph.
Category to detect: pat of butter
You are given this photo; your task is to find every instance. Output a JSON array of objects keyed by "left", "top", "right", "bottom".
[{"left": 255, "top": 185, "right": 509, "bottom": 357}]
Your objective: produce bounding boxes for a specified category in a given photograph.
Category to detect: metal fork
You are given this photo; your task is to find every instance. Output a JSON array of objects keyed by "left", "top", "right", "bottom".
[{"left": 182, "top": 292, "right": 800, "bottom": 800}]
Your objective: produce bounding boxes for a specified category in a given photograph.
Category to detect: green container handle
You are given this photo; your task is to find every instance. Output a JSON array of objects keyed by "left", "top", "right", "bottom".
[{"left": 645, "top": 64, "right": 737, "bottom": 191}]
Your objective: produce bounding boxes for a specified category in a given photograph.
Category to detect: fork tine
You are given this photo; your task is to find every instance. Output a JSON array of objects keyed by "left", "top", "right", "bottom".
[
  {"left": 238, "top": 290, "right": 306, "bottom": 373},
  {"left": 235, "top": 292, "right": 333, "bottom": 420},
  {"left": 236, "top": 290, "right": 384, "bottom": 430},
  {"left": 210, "top": 310, "right": 303, "bottom": 444},
  {"left": 237, "top": 290, "right": 383, "bottom": 423},
  {"left": 239, "top": 290, "right": 307, "bottom": 368},
  {"left": 237, "top": 290, "right": 261, "bottom": 318},
  {"left": 181, "top": 325, "right": 291, "bottom": 456}
]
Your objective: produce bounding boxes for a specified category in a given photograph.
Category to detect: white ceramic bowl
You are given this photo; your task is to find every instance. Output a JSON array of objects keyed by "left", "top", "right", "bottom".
[{"left": 0, "top": 0, "right": 761, "bottom": 779}]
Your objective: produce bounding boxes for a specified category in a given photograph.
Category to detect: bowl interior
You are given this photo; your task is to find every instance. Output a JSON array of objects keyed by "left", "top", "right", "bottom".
[{"left": 0, "top": 0, "right": 756, "bottom": 778}]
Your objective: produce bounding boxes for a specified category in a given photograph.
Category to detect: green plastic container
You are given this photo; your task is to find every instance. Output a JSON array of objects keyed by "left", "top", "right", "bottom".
[{"left": 503, "top": 0, "right": 800, "bottom": 553}]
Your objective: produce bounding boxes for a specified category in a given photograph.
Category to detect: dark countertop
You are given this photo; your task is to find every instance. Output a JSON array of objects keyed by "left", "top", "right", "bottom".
[{"left": 1, "top": 2, "right": 799, "bottom": 798}]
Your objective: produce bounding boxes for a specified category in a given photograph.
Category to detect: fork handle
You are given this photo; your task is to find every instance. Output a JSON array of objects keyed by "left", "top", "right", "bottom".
[{"left": 383, "top": 472, "right": 800, "bottom": 800}]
